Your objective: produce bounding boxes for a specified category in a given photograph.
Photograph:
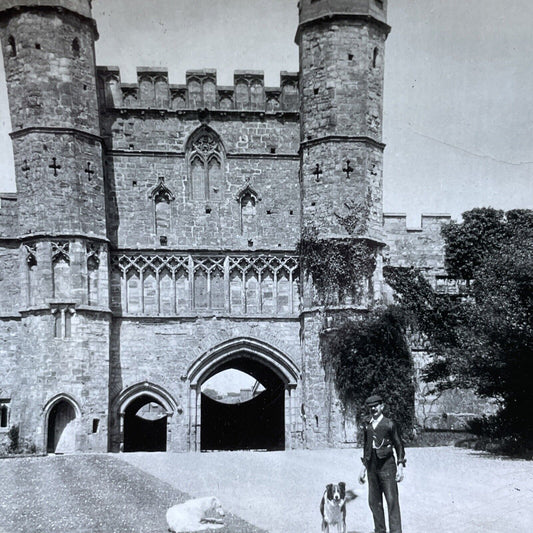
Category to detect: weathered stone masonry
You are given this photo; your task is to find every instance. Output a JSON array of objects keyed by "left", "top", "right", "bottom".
[{"left": 0, "top": 0, "right": 474, "bottom": 453}]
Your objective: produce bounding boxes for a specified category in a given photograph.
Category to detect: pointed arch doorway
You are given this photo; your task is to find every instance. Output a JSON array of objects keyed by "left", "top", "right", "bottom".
[
  {"left": 123, "top": 394, "right": 168, "bottom": 452},
  {"left": 113, "top": 382, "right": 177, "bottom": 453},
  {"left": 188, "top": 337, "right": 300, "bottom": 452},
  {"left": 45, "top": 395, "right": 80, "bottom": 454}
]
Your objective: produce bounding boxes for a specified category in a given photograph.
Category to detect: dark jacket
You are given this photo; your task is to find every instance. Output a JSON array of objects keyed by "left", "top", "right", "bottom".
[{"left": 362, "top": 416, "right": 406, "bottom": 468}]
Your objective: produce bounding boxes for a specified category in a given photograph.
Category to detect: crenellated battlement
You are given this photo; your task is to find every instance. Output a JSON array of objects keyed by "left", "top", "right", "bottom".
[
  {"left": 383, "top": 213, "right": 452, "bottom": 271},
  {"left": 383, "top": 212, "right": 452, "bottom": 232},
  {"left": 96, "top": 67, "right": 300, "bottom": 112}
]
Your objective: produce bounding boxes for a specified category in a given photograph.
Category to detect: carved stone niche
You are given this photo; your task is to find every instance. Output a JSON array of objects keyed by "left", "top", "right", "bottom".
[
  {"left": 266, "top": 88, "right": 281, "bottom": 112},
  {"left": 149, "top": 177, "right": 176, "bottom": 238},
  {"left": 186, "top": 70, "right": 218, "bottom": 110},
  {"left": 218, "top": 87, "right": 234, "bottom": 110},
  {"left": 170, "top": 86, "right": 187, "bottom": 110},
  {"left": 121, "top": 84, "right": 138, "bottom": 108},
  {"left": 237, "top": 184, "right": 261, "bottom": 235},
  {"left": 234, "top": 71, "right": 265, "bottom": 110},
  {"left": 280, "top": 72, "right": 299, "bottom": 110},
  {"left": 97, "top": 66, "right": 122, "bottom": 108}
]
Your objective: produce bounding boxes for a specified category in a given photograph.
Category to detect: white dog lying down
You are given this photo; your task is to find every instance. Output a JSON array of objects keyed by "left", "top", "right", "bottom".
[{"left": 166, "top": 496, "right": 225, "bottom": 532}]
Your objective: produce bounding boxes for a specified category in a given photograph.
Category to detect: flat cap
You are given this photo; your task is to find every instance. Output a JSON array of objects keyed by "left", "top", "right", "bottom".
[{"left": 365, "top": 394, "right": 383, "bottom": 406}]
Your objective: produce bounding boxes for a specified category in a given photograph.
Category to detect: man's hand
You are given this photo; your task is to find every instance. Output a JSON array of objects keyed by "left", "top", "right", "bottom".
[
  {"left": 396, "top": 464, "right": 404, "bottom": 483},
  {"left": 358, "top": 467, "right": 367, "bottom": 484}
]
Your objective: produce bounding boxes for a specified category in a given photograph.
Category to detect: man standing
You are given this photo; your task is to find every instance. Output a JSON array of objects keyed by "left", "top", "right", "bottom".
[{"left": 358, "top": 394, "right": 406, "bottom": 533}]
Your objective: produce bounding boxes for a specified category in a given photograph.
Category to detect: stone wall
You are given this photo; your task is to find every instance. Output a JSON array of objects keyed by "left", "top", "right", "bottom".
[
  {"left": 0, "top": 9, "right": 99, "bottom": 134},
  {"left": 0, "top": 242, "right": 20, "bottom": 315},
  {"left": 383, "top": 213, "right": 451, "bottom": 272},
  {"left": 3, "top": 311, "right": 109, "bottom": 452},
  {"left": 10, "top": 133, "right": 106, "bottom": 237},
  {"left": 102, "top": 113, "right": 301, "bottom": 249},
  {"left": 0, "top": 317, "right": 20, "bottom": 448},
  {"left": 299, "top": 20, "right": 387, "bottom": 141},
  {"left": 0, "top": 194, "right": 18, "bottom": 237},
  {"left": 108, "top": 317, "right": 302, "bottom": 451}
]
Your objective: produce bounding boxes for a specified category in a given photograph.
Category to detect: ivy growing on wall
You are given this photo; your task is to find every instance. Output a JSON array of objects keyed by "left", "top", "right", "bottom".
[
  {"left": 297, "top": 226, "right": 377, "bottom": 305},
  {"left": 320, "top": 306, "right": 416, "bottom": 440},
  {"left": 334, "top": 189, "right": 373, "bottom": 236}
]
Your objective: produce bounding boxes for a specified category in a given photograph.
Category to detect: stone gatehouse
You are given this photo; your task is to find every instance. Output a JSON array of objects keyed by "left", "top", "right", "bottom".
[{"left": 0, "top": 0, "right": 483, "bottom": 454}]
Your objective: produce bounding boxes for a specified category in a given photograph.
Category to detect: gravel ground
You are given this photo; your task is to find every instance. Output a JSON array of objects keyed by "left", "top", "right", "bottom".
[
  {"left": 0, "top": 454, "right": 264, "bottom": 533},
  {"left": 0, "top": 448, "right": 531, "bottom": 533},
  {"left": 121, "top": 447, "right": 533, "bottom": 533}
]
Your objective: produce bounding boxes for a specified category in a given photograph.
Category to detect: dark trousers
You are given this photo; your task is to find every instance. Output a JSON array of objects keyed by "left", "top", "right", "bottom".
[{"left": 367, "top": 451, "right": 402, "bottom": 533}]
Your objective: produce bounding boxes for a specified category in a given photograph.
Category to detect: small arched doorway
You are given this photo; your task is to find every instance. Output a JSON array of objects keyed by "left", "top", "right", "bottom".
[
  {"left": 123, "top": 394, "right": 167, "bottom": 452},
  {"left": 47, "top": 399, "right": 77, "bottom": 453}
]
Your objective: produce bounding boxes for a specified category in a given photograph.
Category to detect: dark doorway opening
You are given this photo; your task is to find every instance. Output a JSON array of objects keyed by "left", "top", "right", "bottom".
[
  {"left": 123, "top": 395, "right": 167, "bottom": 452},
  {"left": 200, "top": 357, "right": 285, "bottom": 451},
  {"left": 47, "top": 400, "right": 76, "bottom": 453}
]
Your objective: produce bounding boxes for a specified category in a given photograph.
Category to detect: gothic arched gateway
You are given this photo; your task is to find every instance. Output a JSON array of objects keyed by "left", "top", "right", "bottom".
[{"left": 187, "top": 337, "right": 300, "bottom": 452}]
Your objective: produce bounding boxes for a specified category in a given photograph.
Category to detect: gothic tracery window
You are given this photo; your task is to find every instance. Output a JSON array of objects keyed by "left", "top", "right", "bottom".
[{"left": 187, "top": 127, "right": 224, "bottom": 201}]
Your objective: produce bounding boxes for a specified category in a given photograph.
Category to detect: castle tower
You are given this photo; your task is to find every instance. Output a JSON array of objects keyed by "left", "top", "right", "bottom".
[
  {"left": 296, "top": 0, "right": 390, "bottom": 446},
  {"left": 0, "top": 0, "right": 110, "bottom": 452}
]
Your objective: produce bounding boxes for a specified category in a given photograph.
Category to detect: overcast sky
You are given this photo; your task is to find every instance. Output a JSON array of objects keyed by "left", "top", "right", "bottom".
[{"left": 1, "top": 0, "right": 532, "bottom": 223}]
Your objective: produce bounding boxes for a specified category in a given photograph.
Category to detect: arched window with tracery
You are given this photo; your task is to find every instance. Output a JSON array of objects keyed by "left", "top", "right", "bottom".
[{"left": 186, "top": 127, "right": 224, "bottom": 201}]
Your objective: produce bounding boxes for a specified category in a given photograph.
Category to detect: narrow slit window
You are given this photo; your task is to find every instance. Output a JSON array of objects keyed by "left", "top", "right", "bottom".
[
  {"left": 64, "top": 312, "right": 72, "bottom": 338},
  {"left": 54, "top": 314, "right": 62, "bottom": 338},
  {"left": 0, "top": 402, "right": 9, "bottom": 428},
  {"left": 373, "top": 47, "right": 379, "bottom": 68},
  {"left": 8, "top": 35, "right": 16, "bottom": 58},
  {"left": 72, "top": 38, "right": 80, "bottom": 58}
]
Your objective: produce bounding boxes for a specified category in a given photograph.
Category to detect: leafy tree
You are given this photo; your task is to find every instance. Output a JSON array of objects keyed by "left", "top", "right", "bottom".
[
  {"left": 386, "top": 208, "right": 533, "bottom": 448},
  {"left": 322, "top": 306, "right": 416, "bottom": 440}
]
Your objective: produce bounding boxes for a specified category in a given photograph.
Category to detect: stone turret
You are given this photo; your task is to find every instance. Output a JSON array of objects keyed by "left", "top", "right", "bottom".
[
  {"left": 0, "top": 0, "right": 105, "bottom": 238},
  {"left": 297, "top": 0, "right": 389, "bottom": 242},
  {"left": 296, "top": 0, "right": 390, "bottom": 446},
  {"left": 0, "top": 0, "right": 110, "bottom": 452}
]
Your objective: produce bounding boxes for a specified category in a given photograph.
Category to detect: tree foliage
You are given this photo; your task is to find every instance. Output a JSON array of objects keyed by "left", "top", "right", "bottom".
[
  {"left": 386, "top": 208, "right": 533, "bottom": 446},
  {"left": 322, "top": 307, "right": 416, "bottom": 440}
]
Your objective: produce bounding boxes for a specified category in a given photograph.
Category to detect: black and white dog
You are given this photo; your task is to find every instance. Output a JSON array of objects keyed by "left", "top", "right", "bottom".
[{"left": 320, "top": 482, "right": 358, "bottom": 533}]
